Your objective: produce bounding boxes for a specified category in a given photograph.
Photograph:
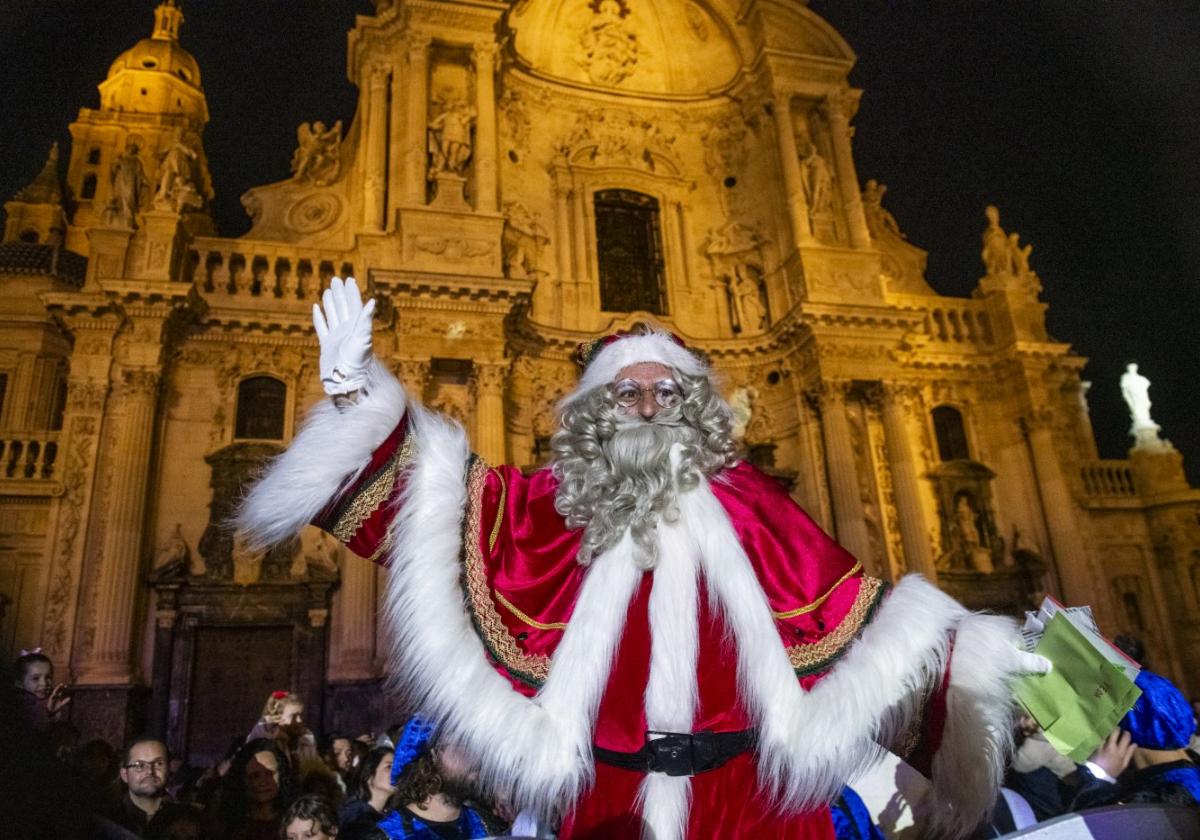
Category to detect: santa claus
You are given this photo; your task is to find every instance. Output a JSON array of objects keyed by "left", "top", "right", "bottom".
[{"left": 239, "top": 277, "right": 1047, "bottom": 839}]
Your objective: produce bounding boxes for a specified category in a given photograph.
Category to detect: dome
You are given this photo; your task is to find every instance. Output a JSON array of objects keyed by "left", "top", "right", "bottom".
[
  {"left": 107, "top": 36, "right": 202, "bottom": 90},
  {"left": 509, "top": 0, "right": 743, "bottom": 97},
  {"left": 97, "top": 2, "right": 207, "bottom": 123}
]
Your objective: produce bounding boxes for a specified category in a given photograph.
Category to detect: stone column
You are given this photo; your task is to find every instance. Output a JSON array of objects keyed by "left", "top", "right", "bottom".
[
  {"left": 821, "top": 95, "right": 872, "bottom": 249},
  {"left": 814, "top": 382, "right": 872, "bottom": 562},
  {"left": 471, "top": 42, "right": 499, "bottom": 213},
  {"left": 364, "top": 62, "right": 391, "bottom": 231},
  {"left": 472, "top": 361, "right": 508, "bottom": 465},
  {"left": 332, "top": 539, "right": 377, "bottom": 680},
  {"left": 879, "top": 383, "right": 936, "bottom": 578},
  {"left": 77, "top": 366, "right": 161, "bottom": 684},
  {"left": 1023, "top": 410, "right": 1098, "bottom": 610},
  {"left": 403, "top": 33, "right": 431, "bottom": 206},
  {"left": 772, "top": 92, "right": 813, "bottom": 246}
]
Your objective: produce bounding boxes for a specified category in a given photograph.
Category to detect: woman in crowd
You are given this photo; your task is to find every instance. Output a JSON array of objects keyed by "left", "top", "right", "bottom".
[
  {"left": 216, "top": 737, "right": 297, "bottom": 840},
  {"left": 339, "top": 747, "right": 395, "bottom": 839}
]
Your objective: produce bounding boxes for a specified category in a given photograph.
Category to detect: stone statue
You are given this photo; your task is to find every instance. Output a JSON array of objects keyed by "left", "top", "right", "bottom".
[
  {"left": 799, "top": 142, "right": 834, "bottom": 218},
  {"left": 728, "top": 264, "right": 767, "bottom": 334},
  {"left": 153, "top": 136, "right": 201, "bottom": 213},
  {"left": 155, "top": 523, "right": 196, "bottom": 576},
  {"left": 981, "top": 205, "right": 1010, "bottom": 276},
  {"left": 1120, "top": 363, "right": 1156, "bottom": 433},
  {"left": 1008, "top": 232, "right": 1033, "bottom": 277},
  {"left": 427, "top": 98, "right": 476, "bottom": 177},
  {"left": 861, "top": 179, "right": 903, "bottom": 239},
  {"left": 232, "top": 534, "right": 263, "bottom": 585},
  {"left": 291, "top": 120, "right": 343, "bottom": 185},
  {"left": 502, "top": 202, "right": 551, "bottom": 279},
  {"left": 103, "top": 139, "right": 149, "bottom": 227},
  {"left": 577, "top": 0, "right": 640, "bottom": 87},
  {"left": 955, "top": 494, "right": 994, "bottom": 574}
]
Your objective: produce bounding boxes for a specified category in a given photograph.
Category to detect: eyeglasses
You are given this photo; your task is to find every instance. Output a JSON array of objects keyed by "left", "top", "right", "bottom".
[
  {"left": 610, "top": 378, "right": 683, "bottom": 409},
  {"left": 125, "top": 759, "right": 166, "bottom": 773}
]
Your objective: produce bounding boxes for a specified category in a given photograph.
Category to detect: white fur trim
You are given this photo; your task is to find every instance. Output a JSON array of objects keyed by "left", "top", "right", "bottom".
[
  {"left": 680, "top": 482, "right": 1014, "bottom": 838},
  {"left": 636, "top": 514, "right": 700, "bottom": 840},
  {"left": 567, "top": 332, "right": 708, "bottom": 403},
  {"left": 236, "top": 358, "right": 405, "bottom": 550},
  {"left": 383, "top": 402, "right": 643, "bottom": 819}
]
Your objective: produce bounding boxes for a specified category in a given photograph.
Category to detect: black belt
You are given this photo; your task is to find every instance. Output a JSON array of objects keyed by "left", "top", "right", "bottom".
[{"left": 593, "top": 729, "right": 756, "bottom": 777}]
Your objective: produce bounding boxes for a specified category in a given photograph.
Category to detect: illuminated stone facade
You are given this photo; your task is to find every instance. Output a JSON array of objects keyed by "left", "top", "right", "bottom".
[{"left": 1, "top": 0, "right": 1197, "bottom": 748}]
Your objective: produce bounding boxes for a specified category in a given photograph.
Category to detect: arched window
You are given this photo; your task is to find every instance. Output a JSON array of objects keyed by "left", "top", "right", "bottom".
[
  {"left": 234, "top": 376, "right": 286, "bottom": 441},
  {"left": 931, "top": 405, "right": 970, "bottom": 461},
  {"left": 87, "top": 148, "right": 101, "bottom": 165},
  {"left": 18, "top": 230, "right": 39, "bottom": 243},
  {"left": 594, "top": 189, "right": 666, "bottom": 314},
  {"left": 81, "top": 173, "right": 98, "bottom": 199}
]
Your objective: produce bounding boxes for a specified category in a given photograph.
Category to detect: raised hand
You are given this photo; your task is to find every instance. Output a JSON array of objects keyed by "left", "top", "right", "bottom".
[{"left": 312, "top": 276, "right": 376, "bottom": 395}]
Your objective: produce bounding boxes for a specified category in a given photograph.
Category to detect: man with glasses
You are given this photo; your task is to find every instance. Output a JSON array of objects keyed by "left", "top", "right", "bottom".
[
  {"left": 239, "top": 278, "right": 1048, "bottom": 840},
  {"left": 110, "top": 737, "right": 195, "bottom": 836}
]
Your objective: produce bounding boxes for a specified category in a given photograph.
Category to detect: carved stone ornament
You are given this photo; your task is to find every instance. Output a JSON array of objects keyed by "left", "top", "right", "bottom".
[
  {"left": 576, "top": 0, "right": 640, "bottom": 87},
  {"left": 152, "top": 134, "right": 204, "bottom": 214},
  {"left": 701, "top": 114, "right": 748, "bottom": 177},
  {"left": 861, "top": 179, "right": 904, "bottom": 240},
  {"left": 558, "top": 107, "right": 680, "bottom": 175},
  {"left": 286, "top": 193, "right": 343, "bottom": 234},
  {"left": 427, "top": 96, "right": 476, "bottom": 178}
]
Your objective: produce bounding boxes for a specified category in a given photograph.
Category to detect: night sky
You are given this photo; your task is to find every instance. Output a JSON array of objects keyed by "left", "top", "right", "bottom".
[{"left": 1, "top": 2, "right": 1197, "bottom": 482}]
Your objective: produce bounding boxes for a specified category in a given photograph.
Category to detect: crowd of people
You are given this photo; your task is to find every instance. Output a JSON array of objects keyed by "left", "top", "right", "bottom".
[
  {"left": 7, "top": 639, "right": 1200, "bottom": 840},
  {"left": 7, "top": 651, "right": 512, "bottom": 840}
]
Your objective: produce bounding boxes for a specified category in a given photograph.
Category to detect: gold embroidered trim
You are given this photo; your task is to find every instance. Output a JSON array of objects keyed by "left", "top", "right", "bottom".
[
  {"left": 365, "top": 529, "right": 394, "bottom": 565},
  {"left": 488, "top": 469, "right": 506, "bottom": 553},
  {"left": 786, "top": 575, "right": 883, "bottom": 671},
  {"left": 495, "top": 590, "right": 569, "bottom": 631},
  {"left": 330, "top": 432, "right": 416, "bottom": 544},
  {"left": 772, "top": 560, "right": 863, "bottom": 619},
  {"left": 462, "top": 459, "right": 551, "bottom": 684}
]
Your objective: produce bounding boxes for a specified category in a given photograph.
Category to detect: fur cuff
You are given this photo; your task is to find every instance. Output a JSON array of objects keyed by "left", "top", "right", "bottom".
[
  {"left": 927, "top": 611, "right": 1021, "bottom": 838},
  {"left": 236, "top": 358, "right": 406, "bottom": 549}
]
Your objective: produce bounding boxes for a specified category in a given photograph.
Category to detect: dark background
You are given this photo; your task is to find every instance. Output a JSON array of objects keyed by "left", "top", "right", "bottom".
[{"left": 1, "top": 2, "right": 1196, "bottom": 481}]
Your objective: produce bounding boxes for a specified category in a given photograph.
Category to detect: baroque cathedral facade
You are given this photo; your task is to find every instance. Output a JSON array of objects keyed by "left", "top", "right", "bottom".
[{"left": 2, "top": 1, "right": 1198, "bottom": 753}]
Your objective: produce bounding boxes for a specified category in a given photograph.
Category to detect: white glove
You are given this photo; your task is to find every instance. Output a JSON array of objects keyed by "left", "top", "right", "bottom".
[{"left": 312, "top": 276, "right": 376, "bottom": 395}]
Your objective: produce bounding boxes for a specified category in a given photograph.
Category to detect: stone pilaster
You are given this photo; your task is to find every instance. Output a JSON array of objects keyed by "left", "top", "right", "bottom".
[
  {"left": 772, "top": 92, "right": 813, "bottom": 246},
  {"left": 878, "top": 383, "right": 936, "bottom": 578},
  {"left": 471, "top": 42, "right": 500, "bottom": 213},
  {"left": 364, "top": 62, "right": 391, "bottom": 231},
  {"left": 331, "top": 542, "right": 377, "bottom": 681},
  {"left": 403, "top": 33, "right": 431, "bottom": 206},
  {"left": 36, "top": 308, "right": 120, "bottom": 671},
  {"left": 394, "top": 357, "right": 430, "bottom": 402},
  {"left": 813, "top": 382, "right": 872, "bottom": 562},
  {"left": 472, "top": 360, "right": 508, "bottom": 466},
  {"left": 821, "top": 94, "right": 872, "bottom": 250}
]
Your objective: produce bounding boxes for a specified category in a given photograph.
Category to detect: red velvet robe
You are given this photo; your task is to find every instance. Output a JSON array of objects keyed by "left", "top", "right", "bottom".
[{"left": 315, "top": 416, "right": 946, "bottom": 839}]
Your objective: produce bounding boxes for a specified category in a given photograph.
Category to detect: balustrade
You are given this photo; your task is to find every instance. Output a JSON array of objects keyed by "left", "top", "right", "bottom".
[
  {"left": 184, "top": 239, "right": 354, "bottom": 301},
  {"left": 0, "top": 433, "right": 59, "bottom": 480},
  {"left": 1080, "top": 460, "right": 1137, "bottom": 498}
]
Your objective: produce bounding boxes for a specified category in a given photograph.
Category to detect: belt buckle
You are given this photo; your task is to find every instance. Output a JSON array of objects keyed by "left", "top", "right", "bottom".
[{"left": 645, "top": 732, "right": 694, "bottom": 777}]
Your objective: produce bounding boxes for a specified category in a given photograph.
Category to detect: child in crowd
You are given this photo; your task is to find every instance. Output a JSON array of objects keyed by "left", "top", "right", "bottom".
[
  {"left": 13, "top": 647, "right": 71, "bottom": 731},
  {"left": 283, "top": 794, "right": 340, "bottom": 840}
]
